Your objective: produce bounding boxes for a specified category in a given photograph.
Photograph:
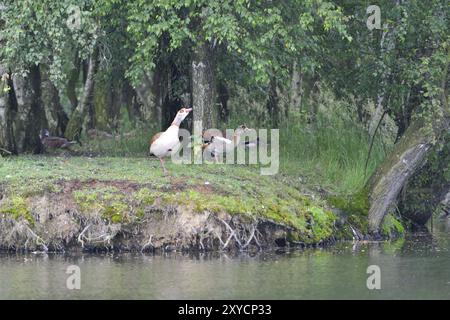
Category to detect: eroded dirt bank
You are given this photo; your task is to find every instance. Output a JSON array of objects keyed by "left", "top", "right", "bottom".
[
  {"left": 0, "top": 178, "right": 345, "bottom": 252},
  {"left": 0, "top": 157, "right": 405, "bottom": 252}
]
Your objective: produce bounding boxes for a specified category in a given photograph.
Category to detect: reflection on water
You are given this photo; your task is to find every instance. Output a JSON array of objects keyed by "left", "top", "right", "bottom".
[{"left": 1, "top": 219, "right": 450, "bottom": 299}]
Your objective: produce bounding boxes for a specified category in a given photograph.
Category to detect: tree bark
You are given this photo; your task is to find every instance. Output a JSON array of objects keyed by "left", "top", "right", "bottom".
[
  {"left": 10, "top": 65, "right": 48, "bottom": 153},
  {"left": 134, "top": 71, "right": 161, "bottom": 129},
  {"left": 289, "top": 61, "right": 303, "bottom": 113},
  {"left": 367, "top": 120, "right": 434, "bottom": 234},
  {"left": 267, "top": 75, "right": 279, "bottom": 127},
  {"left": 66, "top": 53, "right": 80, "bottom": 113},
  {"left": 191, "top": 43, "right": 216, "bottom": 130},
  {"left": 0, "top": 63, "right": 12, "bottom": 150},
  {"left": 217, "top": 81, "right": 229, "bottom": 123},
  {"left": 40, "top": 64, "right": 68, "bottom": 136},
  {"left": 65, "top": 47, "right": 98, "bottom": 141}
]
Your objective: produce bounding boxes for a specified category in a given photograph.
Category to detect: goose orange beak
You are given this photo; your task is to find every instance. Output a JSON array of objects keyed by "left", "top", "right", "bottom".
[{"left": 186, "top": 108, "right": 193, "bottom": 113}]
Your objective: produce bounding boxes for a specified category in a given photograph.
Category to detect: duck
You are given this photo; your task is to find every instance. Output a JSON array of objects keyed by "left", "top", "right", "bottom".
[
  {"left": 150, "top": 107, "right": 192, "bottom": 175},
  {"left": 40, "top": 129, "right": 77, "bottom": 150},
  {"left": 202, "top": 125, "right": 249, "bottom": 162}
]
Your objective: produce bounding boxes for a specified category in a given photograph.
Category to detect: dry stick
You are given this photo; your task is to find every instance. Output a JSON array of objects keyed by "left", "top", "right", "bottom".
[
  {"left": 25, "top": 225, "right": 48, "bottom": 252},
  {"left": 0, "top": 147, "right": 12, "bottom": 154},
  {"left": 77, "top": 224, "right": 91, "bottom": 248},
  {"left": 222, "top": 230, "right": 236, "bottom": 250},
  {"left": 218, "top": 217, "right": 243, "bottom": 248},
  {"left": 364, "top": 109, "right": 389, "bottom": 178},
  {"left": 213, "top": 230, "right": 226, "bottom": 247},
  {"left": 242, "top": 226, "right": 256, "bottom": 249}
]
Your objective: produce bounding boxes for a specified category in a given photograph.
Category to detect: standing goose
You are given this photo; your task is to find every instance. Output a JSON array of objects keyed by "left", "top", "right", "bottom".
[{"left": 150, "top": 107, "right": 192, "bottom": 175}]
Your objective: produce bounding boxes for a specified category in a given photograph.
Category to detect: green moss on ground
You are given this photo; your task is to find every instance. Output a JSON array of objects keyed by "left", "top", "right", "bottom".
[
  {"left": 328, "top": 187, "right": 370, "bottom": 234},
  {"left": 0, "top": 196, "right": 34, "bottom": 226}
]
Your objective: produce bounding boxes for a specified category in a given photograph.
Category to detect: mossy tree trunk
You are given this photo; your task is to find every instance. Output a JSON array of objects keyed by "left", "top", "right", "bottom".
[
  {"left": 134, "top": 71, "right": 161, "bottom": 130},
  {"left": 93, "top": 74, "right": 113, "bottom": 132},
  {"left": 92, "top": 70, "right": 126, "bottom": 133},
  {"left": 192, "top": 43, "right": 217, "bottom": 131},
  {"left": 217, "top": 81, "right": 229, "bottom": 123},
  {"left": 10, "top": 65, "right": 48, "bottom": 153},
  {"left": 40, "top": 64, "right": 68, "bottom": 137},
  {"left": 367, "top": 120, "right": 435, "bottom": 234},
  {"left": 66, "top": 53, "right": 80, "bottom": 113},
  {"left": 368, "top": 52, "right": 449, "bottom": 235},
  {"left": 267, "top": 75, "right": 279, "bottom": 128},
  {"left": 289, "top": 61, "right": 303, "bottom": 114},
  {"left": 0, "top": 63, "right": 13, "bottom": 151},
  {"left": 65, "top": 47, "right": 98, "bottom": 141},
  {"left": 399, "top": 132, "right": 450, "bottom": 225}
]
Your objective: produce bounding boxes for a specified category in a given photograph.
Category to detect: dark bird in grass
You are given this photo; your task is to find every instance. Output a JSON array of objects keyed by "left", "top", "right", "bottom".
[{"left": 40, "top": 129, "right": 77, "bottom": 150}]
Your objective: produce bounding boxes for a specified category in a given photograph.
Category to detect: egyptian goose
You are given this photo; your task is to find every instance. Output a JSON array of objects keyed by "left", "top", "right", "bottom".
[
  {"left": 40, "top": 129, "right": 77, "bottom": 150},
  {"left": 202, "top": 125, "right": 249, "bottom": 162},
  {"left": 150, "top": 107, "right": 192, "bottom": 174}
]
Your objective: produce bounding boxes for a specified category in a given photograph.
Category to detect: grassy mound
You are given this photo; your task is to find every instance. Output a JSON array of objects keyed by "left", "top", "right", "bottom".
[{"left": 0, "top": 156, "right": 342, "bottom": 251}]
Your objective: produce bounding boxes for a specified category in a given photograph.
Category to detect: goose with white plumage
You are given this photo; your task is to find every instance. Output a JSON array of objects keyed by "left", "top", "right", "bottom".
[{"left": 149, "top": 107, "right": 192, "bottom": 175}]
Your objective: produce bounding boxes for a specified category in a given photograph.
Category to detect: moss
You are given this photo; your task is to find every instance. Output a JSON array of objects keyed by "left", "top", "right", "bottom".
[
  {"left": 135, "top": 188, "right": 157, "bottom": 205},
  {"left": 328, "top": 187, "right": 370, "bottom": 233},
  {"left": 135, "top": 208, "right": 145, "bottom": 219},
  {"left": 74, "top": 187, "right": 130, "bottom": 224},
  {"left": 0, "top": 196, "right": 34, "bottom": 226},
  {"left": 381, "top": 213, "right": 405, "bottom": 238},
  {"left": 102, "top": 201, "right": 129, "bottom": 224}
]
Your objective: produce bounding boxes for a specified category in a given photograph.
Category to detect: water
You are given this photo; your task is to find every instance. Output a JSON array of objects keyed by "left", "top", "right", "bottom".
[{"left": 1, "top": 219, "right": 450, "bottom": 299}]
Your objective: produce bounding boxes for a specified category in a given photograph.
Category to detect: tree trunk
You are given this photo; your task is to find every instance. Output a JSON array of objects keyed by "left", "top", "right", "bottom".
[
  {"left": 66, "top": 54, "right": 80, "bottom": 112},
  {"left": 217, "top": 81, "right": 230, "bottom": 123},
  {"left": 11, "top": 65, "right": 48, "bottom": 153},
  {"left": 289, "top": 61, "right": 303, "bottom": 113},
  {"left": 368, "top": 23, "right": 395, "bottom": 137},
  {"left": 399, "top": 131, "right": 449, "bottom": 225},
  {"left": 40, "top": 64, "right": 68, "bottom": 136},
  {"left": 0, "top": 63, "right": 12, "bottom": 150},
  {"left": 191, "top": 43, "right": 216, "bottom": 131},
  {"left": 267, "top": 75, "right": 279, "bottom": 127},
  {"left": 368, "top": 51, "right": 449, "bottom": 235},
  {"left": 367, "top": 120, "right": 434, "bottom": 234},
  {"left": 134, "top": 71, "right": 161, "bottom": 129},
  {"left": 65, "top": 47, "right": 98, "bottom": 141}
]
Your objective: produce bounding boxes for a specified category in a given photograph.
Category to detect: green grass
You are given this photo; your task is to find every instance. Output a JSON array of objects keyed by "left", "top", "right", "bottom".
[{"left": 279, "top": 114, "right": 389, "bottom": 195}]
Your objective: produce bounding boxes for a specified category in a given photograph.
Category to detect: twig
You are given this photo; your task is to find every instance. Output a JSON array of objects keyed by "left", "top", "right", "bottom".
[
  {"left": 242, "top": 226, "right": 256, "bottom": 249},
  {"left": 218, "top": 217, "right": 242, "bottom": 248},
  {"left": 77, "top": 224, "right": 91, "bottom": 248},
  {"left": 25, "top": 225, "right": 48, "bottom": 252},
  {"left": 0, "top": 147, "right": 12, "bottom": 155}
]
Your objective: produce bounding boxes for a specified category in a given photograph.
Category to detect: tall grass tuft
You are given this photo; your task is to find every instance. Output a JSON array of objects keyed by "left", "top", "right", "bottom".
[{"left": 280, "top": 112, "right": 389, "bottom": 195}]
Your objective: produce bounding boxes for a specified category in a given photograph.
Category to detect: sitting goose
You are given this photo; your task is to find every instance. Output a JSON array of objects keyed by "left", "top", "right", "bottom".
[
  {"left": 150, "top": 107, "right": 192, "bottom": 175},
  {"left": 202, "top": 125, "right": 249, "bottom": 162},
  {"left": 40, "top": 129, "right": 77, "bottom": 150}
]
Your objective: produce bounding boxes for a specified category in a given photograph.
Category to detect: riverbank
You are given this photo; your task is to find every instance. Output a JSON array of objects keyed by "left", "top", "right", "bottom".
[{"left": 0, "top": 156, "right": 403, "bottom": 252}]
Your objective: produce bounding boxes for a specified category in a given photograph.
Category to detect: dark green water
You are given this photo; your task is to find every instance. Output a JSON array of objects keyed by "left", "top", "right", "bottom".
[{"left": 1, "top": 219, "right": 450, "bottom": 299}]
